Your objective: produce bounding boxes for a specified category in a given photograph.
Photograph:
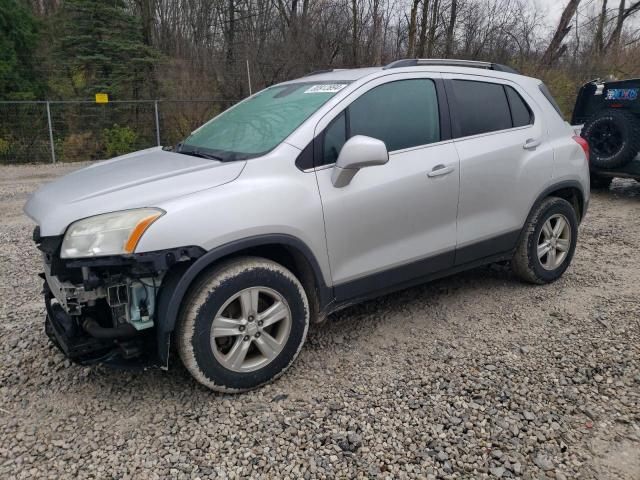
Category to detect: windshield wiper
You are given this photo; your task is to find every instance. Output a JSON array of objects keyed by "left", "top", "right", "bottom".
[
  {"left": 180, "top": 151, "right": 226, "bottom": 161},
  {"left": 177, "top": 147, "right": 226, "bottom": 162}
]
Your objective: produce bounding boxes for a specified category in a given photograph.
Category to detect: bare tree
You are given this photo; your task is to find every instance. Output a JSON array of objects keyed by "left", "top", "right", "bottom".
[
  {"left": 606, "top": 1, "right": 640, "bottom": 51},
  {"left": 540, "top": 0, "right": 581, "bottom": 68},
  {"left": 417, "top": 0, "right": 430, "bottom": 57},
  {"left": 352, "top": 0, "right": 359, "bottom": 65},
  {"left": 426, "top": 0, "right": 439, "bottom": 57},
  {"left": 594, "top": 0, "right": 607, "bottom": 54},
  {"left": 31, "top": 0, "right": 640, "bottom": 109},
  {"left": 372, "top": 0, "right": 383, "bottom": 64},
  {"left": 444, "top": 0, "right": 457, "bottom": 57},
  {"left": 225, "top": 0, "right": 236, "bottom": 65},
  {"left": 407, "top": 0, "right": 421, "bottom": 57}
]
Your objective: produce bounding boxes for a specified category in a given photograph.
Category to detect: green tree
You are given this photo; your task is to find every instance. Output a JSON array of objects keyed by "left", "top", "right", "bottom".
[
  {"left": 0, "top": 0, "right": 43, "bottom": 99},
  {"left": 51, "top": 0, "right": 159, "bottom": 99}
]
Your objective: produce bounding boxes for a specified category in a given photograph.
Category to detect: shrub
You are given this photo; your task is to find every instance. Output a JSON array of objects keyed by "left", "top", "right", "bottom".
[
  {"left": 539, "top": 70, "right": 578, "bottom": 120},
  {"left": 0, "top": 137, "right": 16, "bottom": 164},
  {"left": 103, "top": 124, "right": 138, "bottom": 157},
  {"left": 60, "top": 132, "right": 101, "bottom": 162},
  {"left": 0, "top": 138, "right": 10, "bottom": 155}
]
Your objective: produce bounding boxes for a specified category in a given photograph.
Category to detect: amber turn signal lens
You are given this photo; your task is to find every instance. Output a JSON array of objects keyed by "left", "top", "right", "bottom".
[{"left": 124, "top": 213, "right": 162, "bottom": 253}]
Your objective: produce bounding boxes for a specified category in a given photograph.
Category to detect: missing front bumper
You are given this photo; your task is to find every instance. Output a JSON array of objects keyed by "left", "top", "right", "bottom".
[
  {"left": 44, "top": 287, "right": 156, "bottom": 368},
  {"left": 34, "top": 232, "right": 206, "bottom": 368}
]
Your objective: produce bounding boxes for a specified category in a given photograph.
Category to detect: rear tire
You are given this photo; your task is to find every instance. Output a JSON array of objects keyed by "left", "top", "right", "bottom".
[
  {"left": 177, "top": 257, "right": 309, "bottom": 392},
  {"left": 582, "top": 110, "right": 640, "bottom": 169},
  {"left": 511, "top": 197, "right": 578, "bottom": 284}
]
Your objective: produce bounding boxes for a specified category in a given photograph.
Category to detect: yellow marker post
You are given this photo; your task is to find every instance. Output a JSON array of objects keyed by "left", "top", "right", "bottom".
[{"left": 95, "top": 93, "right": 109, "bottom": 104}]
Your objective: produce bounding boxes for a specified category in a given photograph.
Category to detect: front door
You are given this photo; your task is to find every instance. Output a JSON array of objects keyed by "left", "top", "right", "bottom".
[{"left": 314, "top": 75, "right": 460, "bottom": 300}]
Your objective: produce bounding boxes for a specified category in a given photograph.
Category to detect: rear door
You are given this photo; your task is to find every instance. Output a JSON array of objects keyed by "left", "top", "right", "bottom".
[
  {"left": 444, "top": 74, "right": 553, "bottom": 264},
  {"left": 313, "top": 73, "right": 460, "bottom": 298}
]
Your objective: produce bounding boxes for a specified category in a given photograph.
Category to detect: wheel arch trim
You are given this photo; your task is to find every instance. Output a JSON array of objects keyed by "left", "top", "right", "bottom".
[
  {"left": 529, "top": 180, "right": 587, "bottom": 224},
  {"left": 155, "top": 234, "right": 331, "bottom": 368}
]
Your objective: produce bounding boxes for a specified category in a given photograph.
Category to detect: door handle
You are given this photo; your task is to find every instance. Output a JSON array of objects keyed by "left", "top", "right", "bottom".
[
  {"left": 523, "top": 138, "right": 541, "bottom": 150},
  {"left": 427, "top": 164, "right": 455, "bottom": 177}
]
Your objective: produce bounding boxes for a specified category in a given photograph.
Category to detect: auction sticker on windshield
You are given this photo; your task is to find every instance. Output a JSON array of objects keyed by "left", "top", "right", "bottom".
[{"left": 304, "top": 84, "right": 347, "bottom": 94}]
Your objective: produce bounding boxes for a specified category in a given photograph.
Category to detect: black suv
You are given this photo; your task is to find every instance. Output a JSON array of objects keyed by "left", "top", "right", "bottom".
[{"left": 573, "top": 78, "right": 640, "bottom": 188}]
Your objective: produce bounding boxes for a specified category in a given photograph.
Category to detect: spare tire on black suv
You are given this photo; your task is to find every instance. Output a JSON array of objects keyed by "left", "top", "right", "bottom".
[
  {"left": 572, "top": 78, "right": 640, "bottom": 172},
  {"left": 581, "top": 109, "right": 640, "bottom": 169}
]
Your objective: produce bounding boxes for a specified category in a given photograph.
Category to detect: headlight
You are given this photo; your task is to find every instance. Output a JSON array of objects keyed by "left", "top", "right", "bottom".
[{"left": 60, "top": 208, "right": 164, "bottom": 258}]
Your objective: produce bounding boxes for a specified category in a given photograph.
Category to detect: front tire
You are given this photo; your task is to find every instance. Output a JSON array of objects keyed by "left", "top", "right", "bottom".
[
  {"left": 511, "top": 197, "right": 578, "bottom": 284},
  {"left": 177, "top": 257, "right": 309, "bottom": 392}
]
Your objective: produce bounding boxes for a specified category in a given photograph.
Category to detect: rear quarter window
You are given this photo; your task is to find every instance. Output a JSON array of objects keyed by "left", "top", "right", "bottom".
[
  {"left": 538, "top": 83, "right": 565, "bottom": 119},
  {"left": 505, "top": 86, "right": 534, "bottom": 127}
]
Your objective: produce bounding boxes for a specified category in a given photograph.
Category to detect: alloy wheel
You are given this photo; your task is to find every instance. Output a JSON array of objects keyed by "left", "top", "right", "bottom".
[
  {"left": 537, "top": 214, "right": 571, "bottom": 270},
  {"left": 210, "top": 287, "right": 292, "bottom": 372}
]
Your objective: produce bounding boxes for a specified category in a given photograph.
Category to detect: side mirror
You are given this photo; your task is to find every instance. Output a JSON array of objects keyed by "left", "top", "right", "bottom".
[{"left": 331, "top": 135, "right": 389, "bottom": 187}]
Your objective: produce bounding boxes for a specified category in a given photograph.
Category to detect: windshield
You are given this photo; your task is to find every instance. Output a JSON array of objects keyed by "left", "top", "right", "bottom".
[{"left": 179, "top": 82, "right": 350, "bottom": 161}]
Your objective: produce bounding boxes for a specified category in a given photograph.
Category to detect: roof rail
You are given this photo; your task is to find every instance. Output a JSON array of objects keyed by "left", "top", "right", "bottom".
[
  {"left": 383, "top": 59, "right": 518, "bottom": 74},
  {"left": 304, "top": 69, "right": 336, "bottom": 77}
]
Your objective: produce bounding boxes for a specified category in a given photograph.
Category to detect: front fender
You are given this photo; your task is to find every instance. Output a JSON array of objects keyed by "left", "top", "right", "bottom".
[{"left": 155, "top": 234, "right": 331, "bottom": 368}]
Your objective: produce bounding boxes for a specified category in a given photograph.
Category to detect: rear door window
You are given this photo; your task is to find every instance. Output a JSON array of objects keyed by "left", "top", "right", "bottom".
[{"left": 451, "top": 80, "right": 512, "bottom": 137}]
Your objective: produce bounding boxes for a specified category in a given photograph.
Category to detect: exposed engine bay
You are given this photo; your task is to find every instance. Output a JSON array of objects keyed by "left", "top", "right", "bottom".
[
  {"left": 35, "top": 227, "right": 204, "bottom": 366},
  {"left": 45, "top": 263, "right": 161, "bottom": 333}
]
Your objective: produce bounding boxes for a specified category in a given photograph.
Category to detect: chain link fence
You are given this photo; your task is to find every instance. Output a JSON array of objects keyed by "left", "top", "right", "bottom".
[{"left": 0, "top": 99, "right": 238, "bottom": 164}]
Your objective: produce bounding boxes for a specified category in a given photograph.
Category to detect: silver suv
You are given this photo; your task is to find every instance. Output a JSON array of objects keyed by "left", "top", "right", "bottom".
[{"left": 25, "top": 59, "right": 590, "bottom": 391}]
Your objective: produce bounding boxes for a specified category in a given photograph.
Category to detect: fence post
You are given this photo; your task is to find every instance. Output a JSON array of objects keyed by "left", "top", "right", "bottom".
[
  {"left": 154, "top": 100, "right": 161, "bottom": 146},
  {"left": 46, "top": 101, "right": 56, "bottom": 163},
  {"left": 246, "top": 59, "right": 253, "bottom": 95}
]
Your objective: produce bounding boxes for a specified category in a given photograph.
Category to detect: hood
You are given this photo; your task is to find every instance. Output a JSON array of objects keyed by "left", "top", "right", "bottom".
[{"left": 24, "top": 147, "right": 246, "bottom": 236}]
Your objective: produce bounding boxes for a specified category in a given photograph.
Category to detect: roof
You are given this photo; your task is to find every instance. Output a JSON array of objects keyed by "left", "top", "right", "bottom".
[
  {"left": 285, "top": 59, "right": 526, "bottom": 86},
  {"left": 284, "top": 67, "right": 383, "bottom": 83}
]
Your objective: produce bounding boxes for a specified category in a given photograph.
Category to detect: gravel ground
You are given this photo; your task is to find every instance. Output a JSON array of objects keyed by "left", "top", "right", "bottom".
[{"left": 1, "top": 163, "right": 639, "bottom": 479}]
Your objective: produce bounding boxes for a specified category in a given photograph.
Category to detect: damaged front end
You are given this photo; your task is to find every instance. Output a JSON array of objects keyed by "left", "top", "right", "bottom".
[{"left": 35, "top": 227, "right": 204, "bottom": 367}]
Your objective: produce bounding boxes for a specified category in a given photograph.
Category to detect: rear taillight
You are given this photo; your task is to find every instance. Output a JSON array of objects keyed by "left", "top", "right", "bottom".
[{"left": 573, "top": 135, "right": 590, "bottom": 164}]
